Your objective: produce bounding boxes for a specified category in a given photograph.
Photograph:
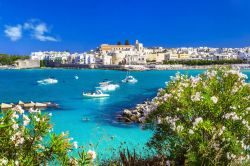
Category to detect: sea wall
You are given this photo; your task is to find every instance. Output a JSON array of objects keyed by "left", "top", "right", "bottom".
[
  {"left": 46, "top": 62, "right": 125, "bottom": 70},
  {"left": 15, "top": 59, "right": 40, "bottom": 69},
  {"left": 45, "top": 62, "right": 250, "bottom": 71}
]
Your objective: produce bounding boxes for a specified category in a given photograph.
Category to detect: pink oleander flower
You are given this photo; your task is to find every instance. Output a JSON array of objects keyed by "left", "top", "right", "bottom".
[
  {"left": 193, "top": 117, "right": 203, "bottom": 129},
  {"left": 15, "top": 160, "right": 19, "bottom": 166},
  {"left": 72, "top": 141, "right": 78, "bottom": 149},
  {"left": 34, "top": 116, "right": 40, "bottom": 122},
  {"left": 69, "top": 158, "right": 78, "bottom": 165},
  {"left": 211, "top": 96, "right": 218, "bottom": 104},
  {"left": 87, "top": 150, "right": 97, "bottom": 160},
  {"left": 191, "top": 92, "right": 201, "bottom": 102},
  {"left": 12, "top": 112, "right": 19, "bottom": 119},
  {"left": 23, "top": 114, "right": 30, "bottom": 126},
  {"left": 13, "top": 105, "right": 24, "bottom": 114},
  {"left": 12, "top": 123, "right": 19, "bottom": 130},
  {"left": 0, "top": 158, "right": 8, "bottom": 165},
  {"left": 188, "top": 129, "right": 194, "bottom": 135}
]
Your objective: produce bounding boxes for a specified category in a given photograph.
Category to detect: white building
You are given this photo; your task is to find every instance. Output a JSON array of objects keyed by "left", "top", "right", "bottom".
[
  {"left": 102, "top": 54, "right": 112, "bottom": 65},
  {"left": 125, "top": 54, "right": 146, "bottom": 65},
  {"left": 30, "top": 51, "right": 97, "bottom": 64}
]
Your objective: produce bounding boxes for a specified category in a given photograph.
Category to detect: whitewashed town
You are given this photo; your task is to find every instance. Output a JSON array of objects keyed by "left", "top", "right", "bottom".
[
  {"left": 6, "top": 40, "right": 250, "bottom": 70},
  {"left": 31, "top": 40, "right": 250, "bottom": 63}
]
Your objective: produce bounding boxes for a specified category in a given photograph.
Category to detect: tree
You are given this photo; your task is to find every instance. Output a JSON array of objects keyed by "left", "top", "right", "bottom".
[
  {"left": 0, "top": 106, "right": 96, "bottom": 165},
  {"left": 146, "top": 67, "right": 250, "bottom": 165},
  {"left": 125, "top": 40, "right": 130, "bottom": 45},
  {"left": 117, "top": 41, "right": 122, "bottom": 45},
  {"left": 0, "top": 54, "right": 29, "bottom": 65}
]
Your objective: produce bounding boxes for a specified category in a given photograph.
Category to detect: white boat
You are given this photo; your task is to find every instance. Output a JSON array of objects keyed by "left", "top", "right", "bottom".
[
  {"left": 82, "top": 90, "right": 110, "bottom": 98},
  {"left": 96, "top": 81, "right": 119, "bottom": 91},
  {"left": 37, "top": 78, "right": 58, "bottom": 85},
  {"left": 122, "top": 72, "right": 138, "bottom": 83},
  {"left": 74, "top": 75, "right": 79, "bottom": 80}
]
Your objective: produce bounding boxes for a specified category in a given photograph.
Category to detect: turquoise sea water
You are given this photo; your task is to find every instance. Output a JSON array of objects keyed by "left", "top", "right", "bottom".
[{"left": 2, "top": 69, "right": 249, "bottom": 159}]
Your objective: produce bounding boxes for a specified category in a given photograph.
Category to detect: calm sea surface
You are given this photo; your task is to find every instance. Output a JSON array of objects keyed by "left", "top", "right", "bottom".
[{"left": 1, "top": 69, "right": 249, "bottom": 158}]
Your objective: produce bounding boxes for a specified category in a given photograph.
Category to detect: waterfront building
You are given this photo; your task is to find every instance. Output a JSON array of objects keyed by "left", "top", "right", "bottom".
[
  {"left": 155, "top": 52, "right": 166, "bottom": 63},
  {"left": 30, "top": 51, "right": 97, "bottom": 65},
  {"left": 83, "top": 53, "right": 96, "bottom": 64},
  {"left": 98, "top": 40, "right": 147, "bottom": 65},
  {"left": 238, "top": 52, "right": 250, "bottom": 61},
  {"left": 100, "top": 44, "right": 134, "bottom": 54},
  {"left": 111, "top": 52, "right": 126, "bottom": 65},
  {"left": 145, "top": 53, "right": 157, "bottom": 62},
  {"left": 102, "top": 54, "right": 112, "bottom": 65},
  {"left": 125, "top": 54, "right": 146, "bottom": 65},
  {"left": 135, "top": 40, "right": 144, "bottom": 52},
  {"left": 30, "top": 43, "right": 250, "bottom": 66},
  {"left": 165, "top": 52, "right": 178, "bottom": 61}
]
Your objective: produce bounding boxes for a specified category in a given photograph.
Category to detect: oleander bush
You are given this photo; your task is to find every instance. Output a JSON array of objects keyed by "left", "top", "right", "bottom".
[
  {"left": 146, "top": 67, "right": 250, "bottom": 165},
  {"left": 0, "top": 106, "right": 96, "bottom": 165}
]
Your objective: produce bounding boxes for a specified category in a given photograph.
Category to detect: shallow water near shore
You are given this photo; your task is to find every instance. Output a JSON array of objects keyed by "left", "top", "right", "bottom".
[{"left": 1, "top": 69, "right": 249, "bottom": 159}]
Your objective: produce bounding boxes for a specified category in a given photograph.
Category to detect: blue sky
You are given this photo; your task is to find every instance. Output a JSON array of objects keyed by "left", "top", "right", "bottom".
[{"left": 0, "top": 0, "right": 250, "bottom": 55}]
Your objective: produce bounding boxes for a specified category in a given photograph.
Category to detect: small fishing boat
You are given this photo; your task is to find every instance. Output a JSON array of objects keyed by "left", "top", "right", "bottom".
[
  {"left": 37, "top": 78, "right": 58, "bottom": 85},
  {"left": 82, "top": 90, "right": 109, "bottom": 98}
]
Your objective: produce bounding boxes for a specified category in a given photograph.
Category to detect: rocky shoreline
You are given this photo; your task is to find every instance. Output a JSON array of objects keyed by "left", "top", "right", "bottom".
[
  {"left": 3, "top": 64, "right": 250, "bottom": 71},
  {"left": 117, "top": 98, "right": 159, "bottom": 123},
  {"left": 44, "top": 63, "right": 250, "bottom": 71},
  {"left": 0, "top": 101, "right": 59, "bottom": 111}
]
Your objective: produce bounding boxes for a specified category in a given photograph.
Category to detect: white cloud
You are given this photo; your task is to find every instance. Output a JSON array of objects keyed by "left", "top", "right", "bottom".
[
  {"left": 3, "top": 19, "right": 59, "bottom": 42},
  {"left": 24, "top": 21, "right": 58, "bottom": 42},
  {"left": 4, "top": 25, "right": 22, "bottom": 41}
]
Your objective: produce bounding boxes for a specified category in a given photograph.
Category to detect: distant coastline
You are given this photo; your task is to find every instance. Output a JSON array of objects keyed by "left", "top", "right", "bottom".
[{"left": 2, "top": 63, "right": 250, "bottom": 71}]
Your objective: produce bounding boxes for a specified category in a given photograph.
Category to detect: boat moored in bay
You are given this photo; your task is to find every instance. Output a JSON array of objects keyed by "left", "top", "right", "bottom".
[
  {"left": 82, "top": 90, "right": 110, "bottom": 98},
  {"left": 37, "top": 78, "right": 58, "bottom": 85}
]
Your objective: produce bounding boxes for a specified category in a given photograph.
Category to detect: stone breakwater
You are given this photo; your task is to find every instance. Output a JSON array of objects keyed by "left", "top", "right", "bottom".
[
  {"left": 118, "top": 88, "right": 170, "bottom": 123},
  {"left": 118, "top": 99, "right": 159, "bottom": 123},
  {"left": 0, "top": 101, "right": 59, "bottom": 111},
  {"left": 42, "top": 62, "right": 250, "bottom": 71}
]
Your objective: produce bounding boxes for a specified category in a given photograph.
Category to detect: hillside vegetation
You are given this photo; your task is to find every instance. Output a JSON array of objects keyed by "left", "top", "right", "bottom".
[{"left": 0, "top": 54, "right": 29, "bottom": 65}]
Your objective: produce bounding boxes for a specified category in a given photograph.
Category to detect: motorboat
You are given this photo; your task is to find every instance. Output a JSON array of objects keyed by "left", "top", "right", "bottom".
[
  {"left": 82, "top": 90, "right": 110, "bottom": 98},
  {"left": 122, "top": 72, "right": 138, "bottom": 83},
  {"left": 122, "top": 75, "right": 138, "bottom": 83},
  {"left": 74, "top": 75, "right": 79, "bottom": 80},
  {"left": 37, "top": 78, "right": 58, "bottom": 85},
  {"left": 96, "top": 81, "right": 119, "bottom": 91}
]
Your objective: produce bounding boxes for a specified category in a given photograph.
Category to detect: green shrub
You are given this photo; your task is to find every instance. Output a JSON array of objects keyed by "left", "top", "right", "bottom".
[
  {"left": 146, "top": 67, "right": 250, "bottom": 165},
  {"left": 0, "top": 54, "right": 29, "bottom": 65},
  {"left": 0, "top": 106, "right": 96, "bottom": 165}
]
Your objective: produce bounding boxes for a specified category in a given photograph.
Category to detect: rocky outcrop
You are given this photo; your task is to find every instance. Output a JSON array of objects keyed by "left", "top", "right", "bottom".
[
  {"left": 0, "top": 101, "right": 59, "bottom": 111},
  {"left": 119, "top": 100, "right": 158, "bottom": 123}
]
